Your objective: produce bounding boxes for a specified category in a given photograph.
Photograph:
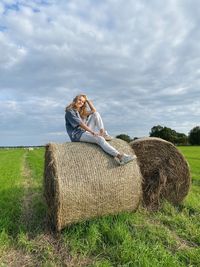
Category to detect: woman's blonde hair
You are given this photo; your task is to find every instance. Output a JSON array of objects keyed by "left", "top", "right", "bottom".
[{"left": 65, "top": 94, "right": 88, "bottom": 118}]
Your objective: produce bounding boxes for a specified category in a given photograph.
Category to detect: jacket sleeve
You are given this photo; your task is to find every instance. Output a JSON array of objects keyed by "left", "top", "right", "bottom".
[{"left": 65, "top": 109, "right": 82, "bottom": 128}]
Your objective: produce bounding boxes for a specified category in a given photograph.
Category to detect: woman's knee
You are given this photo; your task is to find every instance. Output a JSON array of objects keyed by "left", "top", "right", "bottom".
[
  {"left": 96, "top": 136, "right": 105, "bottom": 145},
  {"left": 91, "top": 111, "right": 100, "bottom": 118}
]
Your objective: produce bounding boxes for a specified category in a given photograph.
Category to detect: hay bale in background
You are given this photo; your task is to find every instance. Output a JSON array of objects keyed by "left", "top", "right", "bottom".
[
  {"left": 44, "top": 139, "right": 142, "bottom": 231},
  {"left": 130, "top": 137, "right": 191, "bottom": 210}
]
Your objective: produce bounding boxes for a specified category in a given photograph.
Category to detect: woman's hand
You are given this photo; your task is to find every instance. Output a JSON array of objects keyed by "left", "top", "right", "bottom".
[
  {"left": 82, "top": 94, "right": 88, "bottom": 101},
  {"left": 92, "top": 131, "right": 99, "bottom": 137},
  {"left": 85, "top": 98, "right": 96, "bottom": 113},
  {"left": 79, "top": 122, "right": 99, "bottom": 136}
]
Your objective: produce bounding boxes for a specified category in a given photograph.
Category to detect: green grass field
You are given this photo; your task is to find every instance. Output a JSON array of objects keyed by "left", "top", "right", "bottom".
[{"left": 0, "top": 146, "right": 199, "bottom": 267}]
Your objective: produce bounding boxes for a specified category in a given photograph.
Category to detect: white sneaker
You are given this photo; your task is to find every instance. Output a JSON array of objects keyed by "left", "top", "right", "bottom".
[
  {"left": 103, "top": 133, "right": 113, "bottom": 141},
  {"left": 100, "top": 130, "right": 113, "bottom": 141},
  {"left": 115, "top": 154, "right": 137, "bottom": 166}
]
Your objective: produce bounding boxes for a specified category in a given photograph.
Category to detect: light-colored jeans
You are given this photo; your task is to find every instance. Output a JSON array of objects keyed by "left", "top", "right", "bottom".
[{"left": 80, "top": 112, "right": 120, "bottom": 157}]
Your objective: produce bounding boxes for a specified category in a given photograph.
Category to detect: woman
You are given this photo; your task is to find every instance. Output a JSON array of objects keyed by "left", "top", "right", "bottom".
[{"left": 65, "top": 94, "right": 136, "bottom": 165}]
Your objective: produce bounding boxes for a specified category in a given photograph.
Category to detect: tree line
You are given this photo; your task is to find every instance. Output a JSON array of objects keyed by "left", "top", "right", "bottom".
[{"left": 116, "top": 125, "right": 200, "bottom": 145}]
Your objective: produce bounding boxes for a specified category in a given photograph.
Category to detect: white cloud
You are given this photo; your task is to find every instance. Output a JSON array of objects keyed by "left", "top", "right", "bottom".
[{"left": 0, "top": 0, "right": 200, "bottom": 145}]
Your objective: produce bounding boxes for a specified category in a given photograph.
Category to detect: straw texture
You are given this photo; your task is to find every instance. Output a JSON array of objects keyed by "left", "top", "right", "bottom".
[
  {"left": 44, "top": 139, "right": 142, "bottom": 231},
  {"left": 130, "top": 137, "right": 191, "bottom": 210}
]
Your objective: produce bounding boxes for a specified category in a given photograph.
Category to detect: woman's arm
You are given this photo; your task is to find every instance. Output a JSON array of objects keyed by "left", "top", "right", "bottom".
[
  {"left": 86, "top": 99, "right": 96, "bottom": 113},
  {"left": 79, "top": 122, "right": 98, "bottom": 136}
]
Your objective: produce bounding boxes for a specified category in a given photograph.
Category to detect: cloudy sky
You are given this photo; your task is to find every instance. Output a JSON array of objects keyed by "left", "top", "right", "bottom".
[{"left": 0, "top": 0, "right": 200, "bottom": 146}]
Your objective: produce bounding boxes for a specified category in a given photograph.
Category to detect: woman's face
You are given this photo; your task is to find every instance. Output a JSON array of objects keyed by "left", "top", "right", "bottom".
[{"left": 74, "top": 96, "right": 86, "bottom": 109}]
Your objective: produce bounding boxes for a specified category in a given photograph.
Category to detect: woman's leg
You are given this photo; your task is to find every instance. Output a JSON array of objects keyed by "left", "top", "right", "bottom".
[
  {"left": 86, "top": 112, "right": 112, "bottom": 139},
  {"left": 80, "top": 131, "right": 119, "bottom": 157},
  {"left": 80, "top": 131, "right": 136, "bottom": 165},
  {"left": 86, "top": 112, "right": 104, "bottom": 132}
]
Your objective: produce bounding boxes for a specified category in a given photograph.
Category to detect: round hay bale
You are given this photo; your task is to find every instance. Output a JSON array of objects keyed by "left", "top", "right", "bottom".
[
  {"left": 130, "top": 137, "right": 191, "bottom": 210},
  {"left": 44, "top": 139, "right": 142, "bottom": 231}
]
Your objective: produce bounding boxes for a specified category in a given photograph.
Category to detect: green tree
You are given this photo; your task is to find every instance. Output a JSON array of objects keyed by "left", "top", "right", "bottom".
[
  {"left": 116, "top": 134, "right": 132, "bottom": 143},
  {"left": 149, "top": 125, "right": 163, "bottom": 138},
  {"left": 189, "top": 126, "right": 200, "bottom": 145},
  {"left": 149, "top": 125, "right": 176, "bottom": 143},
  {"left": 149, "top": 125, "right": 188, "bottom": 145},
  {"left": 176, "top": 133, "right": 188, "bottom": 145}
]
